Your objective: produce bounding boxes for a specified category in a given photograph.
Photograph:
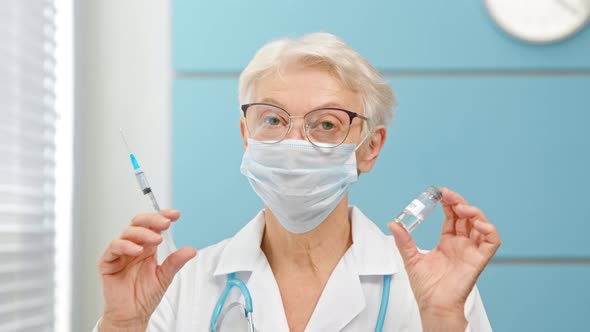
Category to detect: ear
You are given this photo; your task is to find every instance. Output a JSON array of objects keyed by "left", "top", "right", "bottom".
[
  {"left": 356, "top": 125, "right": 387, "bottom": 174},
  {"left": 240, "top": 117, "right": 248, "bottom": 150}
]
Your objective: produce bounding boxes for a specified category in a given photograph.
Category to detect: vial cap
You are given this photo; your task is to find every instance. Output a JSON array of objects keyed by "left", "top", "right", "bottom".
[{"left": 426, "top": 186, "right": 442, "bottom": 201}]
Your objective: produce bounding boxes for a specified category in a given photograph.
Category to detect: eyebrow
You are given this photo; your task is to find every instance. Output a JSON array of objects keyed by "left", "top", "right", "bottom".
[
  {"left": 258, "top": 98, "right": 349, "bottom": 111},
  {"left": 259, "top": 98, "right": 286, "bottom": 108}
]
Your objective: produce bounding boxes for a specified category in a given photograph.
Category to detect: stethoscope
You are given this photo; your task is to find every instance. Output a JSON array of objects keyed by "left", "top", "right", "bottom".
[{"left": 210, "top": 272, "right": 392, "bottom": 332}]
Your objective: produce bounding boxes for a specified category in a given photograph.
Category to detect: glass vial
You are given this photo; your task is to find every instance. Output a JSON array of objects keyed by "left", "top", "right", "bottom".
[{"left": 394, "top": 186, "right": 442, "bottom": 232}]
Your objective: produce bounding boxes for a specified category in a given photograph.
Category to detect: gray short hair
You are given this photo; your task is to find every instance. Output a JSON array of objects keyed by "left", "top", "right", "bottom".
[{"left": 238, "top": 33, "right": 396, "bottom": 132}]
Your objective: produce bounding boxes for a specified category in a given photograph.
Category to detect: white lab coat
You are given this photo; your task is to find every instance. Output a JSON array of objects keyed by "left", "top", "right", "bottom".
[{"left": 94, "top": 206, "right": 492, "bottom": 331}]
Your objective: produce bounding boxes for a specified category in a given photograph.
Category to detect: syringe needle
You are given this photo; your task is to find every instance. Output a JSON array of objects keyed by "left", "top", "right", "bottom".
[{"left": 119, "top": 128, "right": 132, "bottom": 154}]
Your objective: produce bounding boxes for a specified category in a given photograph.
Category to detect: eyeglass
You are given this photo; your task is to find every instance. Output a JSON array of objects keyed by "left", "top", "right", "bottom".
[{"left": 241, "top": 103, "right": 369, "bottom": 148}]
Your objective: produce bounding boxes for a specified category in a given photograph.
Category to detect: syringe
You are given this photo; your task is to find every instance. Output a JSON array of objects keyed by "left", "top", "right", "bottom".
[{"left": 120, "top": 129, "right": 176, "bottom": 254}]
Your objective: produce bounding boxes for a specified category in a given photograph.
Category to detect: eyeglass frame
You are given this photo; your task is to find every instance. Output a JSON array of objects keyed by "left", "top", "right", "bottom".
[{"left": 241, "top": 102, "right": 369, "bottom": 147}]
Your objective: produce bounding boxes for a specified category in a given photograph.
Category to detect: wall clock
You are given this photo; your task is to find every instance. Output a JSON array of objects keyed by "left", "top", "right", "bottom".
[{"left": 485, "top": 0, "right": 590, "bottom": 43}]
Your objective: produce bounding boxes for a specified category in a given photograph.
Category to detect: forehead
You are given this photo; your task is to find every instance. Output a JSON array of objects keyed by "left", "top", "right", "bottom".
[{"left": 254, "top": 64, "right": 362, "bottom": 112}]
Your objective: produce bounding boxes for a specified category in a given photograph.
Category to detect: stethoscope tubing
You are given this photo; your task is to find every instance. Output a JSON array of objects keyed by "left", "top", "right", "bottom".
[
  {"left": 375, "top": 274, "right": 392, "bottom": 332},
  {"left": 210, "top": 272, "right": 254, "bottom": 332}
]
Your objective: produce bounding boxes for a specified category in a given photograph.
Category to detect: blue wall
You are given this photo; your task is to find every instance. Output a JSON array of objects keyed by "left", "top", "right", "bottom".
[{"left": 172, "top": 1, "right": 590, "bottom": 330}]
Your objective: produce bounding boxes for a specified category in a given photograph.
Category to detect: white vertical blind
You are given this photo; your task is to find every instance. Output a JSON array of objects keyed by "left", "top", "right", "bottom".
[{"left": 0, "top": 0, "right": 57, "bottom": 331}]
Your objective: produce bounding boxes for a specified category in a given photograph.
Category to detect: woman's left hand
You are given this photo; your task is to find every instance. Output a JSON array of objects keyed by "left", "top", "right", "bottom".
[{"left": 388, "top": 187, "right": 501, "bottom": 331}]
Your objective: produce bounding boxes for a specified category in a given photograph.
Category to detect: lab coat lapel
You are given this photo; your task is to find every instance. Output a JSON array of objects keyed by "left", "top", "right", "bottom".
[
  {"left": 304, "top": 252, "right": 366, "bottom": 332},
  {"left": 245, "top": 254, "right": 290, "bottom": 331}
]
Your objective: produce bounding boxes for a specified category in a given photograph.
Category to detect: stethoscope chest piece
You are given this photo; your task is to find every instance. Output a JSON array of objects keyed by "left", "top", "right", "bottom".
[{"left": 214, "top": 301, "right": 255, "bottom": 332}]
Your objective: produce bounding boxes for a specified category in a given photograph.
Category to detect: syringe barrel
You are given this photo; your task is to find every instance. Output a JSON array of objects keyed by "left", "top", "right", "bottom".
[
  {"left": 146, "top": 191, "right": 161, "bottom": 212},
  {"left": 134, "top": 168, "right": 150, "bottom": 191},
  {"left": 134, "top": 169, "right": 161, "bottom": 211}
]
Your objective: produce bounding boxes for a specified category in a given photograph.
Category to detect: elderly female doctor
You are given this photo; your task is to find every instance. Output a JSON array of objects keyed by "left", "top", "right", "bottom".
[{"left": 96, "top": 33, "right": 500, "bottom": 332}]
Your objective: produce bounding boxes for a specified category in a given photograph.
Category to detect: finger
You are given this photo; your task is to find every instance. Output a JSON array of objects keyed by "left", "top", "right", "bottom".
[
  {"left": 159, "top": 208, "right": 181, "bottom": 222},
  {"left": 440, "top": 187, "right": 468, "bottom": 206},
  {"left": 131, "top": 213, "right": 172, "bottom": 231},
  {"left": 469, "top": 224, "right": 485, "bottom": 243},
  {"left": 101, "top": 239, "right": 143, "bottom": 263},
  {"left": 441, "top": 204, "right": 456, "bottom": 235},
  {"left": 440, "top": 188, "right": 460, "bottom": 235},
  {"left": 472, "top": 219, "right": 500, "bottom": 242},
  {"left": 121, "top": 226, "right": 163, "bottom": 245},
  {"left": 472, "top": 219, "right": 501, "bottom": 256},
  {"left": 99, "top": 256, "right": 127, "bottom": 274},
  {"left": 388, "top": 222, "right": 420, "bottom": 267},
  {"left": 453, "top": 204, "right": 490, "bottom": 223},
  {"left": 455, "top": 218, "right": 470, "bottom": 237},
  {"left": 157, "top": 247, "right": 197, "bottom": 288}
]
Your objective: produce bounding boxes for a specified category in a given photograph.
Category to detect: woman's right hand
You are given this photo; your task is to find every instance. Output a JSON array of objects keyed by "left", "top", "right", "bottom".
[{"left": 98, "top": 209, "right": 197, "bottom": 331}]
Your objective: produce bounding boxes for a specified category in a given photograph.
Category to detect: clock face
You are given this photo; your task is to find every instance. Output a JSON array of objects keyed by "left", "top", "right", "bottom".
[{"left": 485, "top": 0, "right": 590, "bottom": 43}]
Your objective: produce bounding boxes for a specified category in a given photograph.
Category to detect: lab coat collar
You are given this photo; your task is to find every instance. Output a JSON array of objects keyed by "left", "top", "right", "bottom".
[
  {"left": 214, "top": 206, "right": 399, "bottom": 277},
  {"left": 213, "top": 210, "right": 266, "bottom": 276},
  {"left": 348, "top": 206, "right": 399, "bottom": 276}
]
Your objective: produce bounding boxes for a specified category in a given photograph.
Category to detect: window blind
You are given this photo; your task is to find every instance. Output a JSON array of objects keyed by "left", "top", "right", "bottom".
[{"left": 0, "top": 0, "right": 57, "bottom": 331}]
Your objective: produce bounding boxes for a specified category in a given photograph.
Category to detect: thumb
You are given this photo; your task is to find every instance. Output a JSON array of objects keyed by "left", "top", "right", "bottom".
[
  {"left": 157, "top": 246, "right": 197, "bottom": 288},
  {"left": 388, "top": 222, "right": 419, "bottom": 266}
]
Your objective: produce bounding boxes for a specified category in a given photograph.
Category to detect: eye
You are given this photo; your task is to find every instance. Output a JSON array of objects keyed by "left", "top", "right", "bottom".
[
  {"left": 264, "top": 116, "right": 281, "bottom": 126},
  {"left": 321, "top": 121, "right": 335, "bottom": 130}
]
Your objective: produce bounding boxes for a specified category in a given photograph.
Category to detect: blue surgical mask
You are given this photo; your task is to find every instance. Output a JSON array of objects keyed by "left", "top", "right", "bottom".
[{"left": 240, "top": 138, "right": 359, "bottom": 234}]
